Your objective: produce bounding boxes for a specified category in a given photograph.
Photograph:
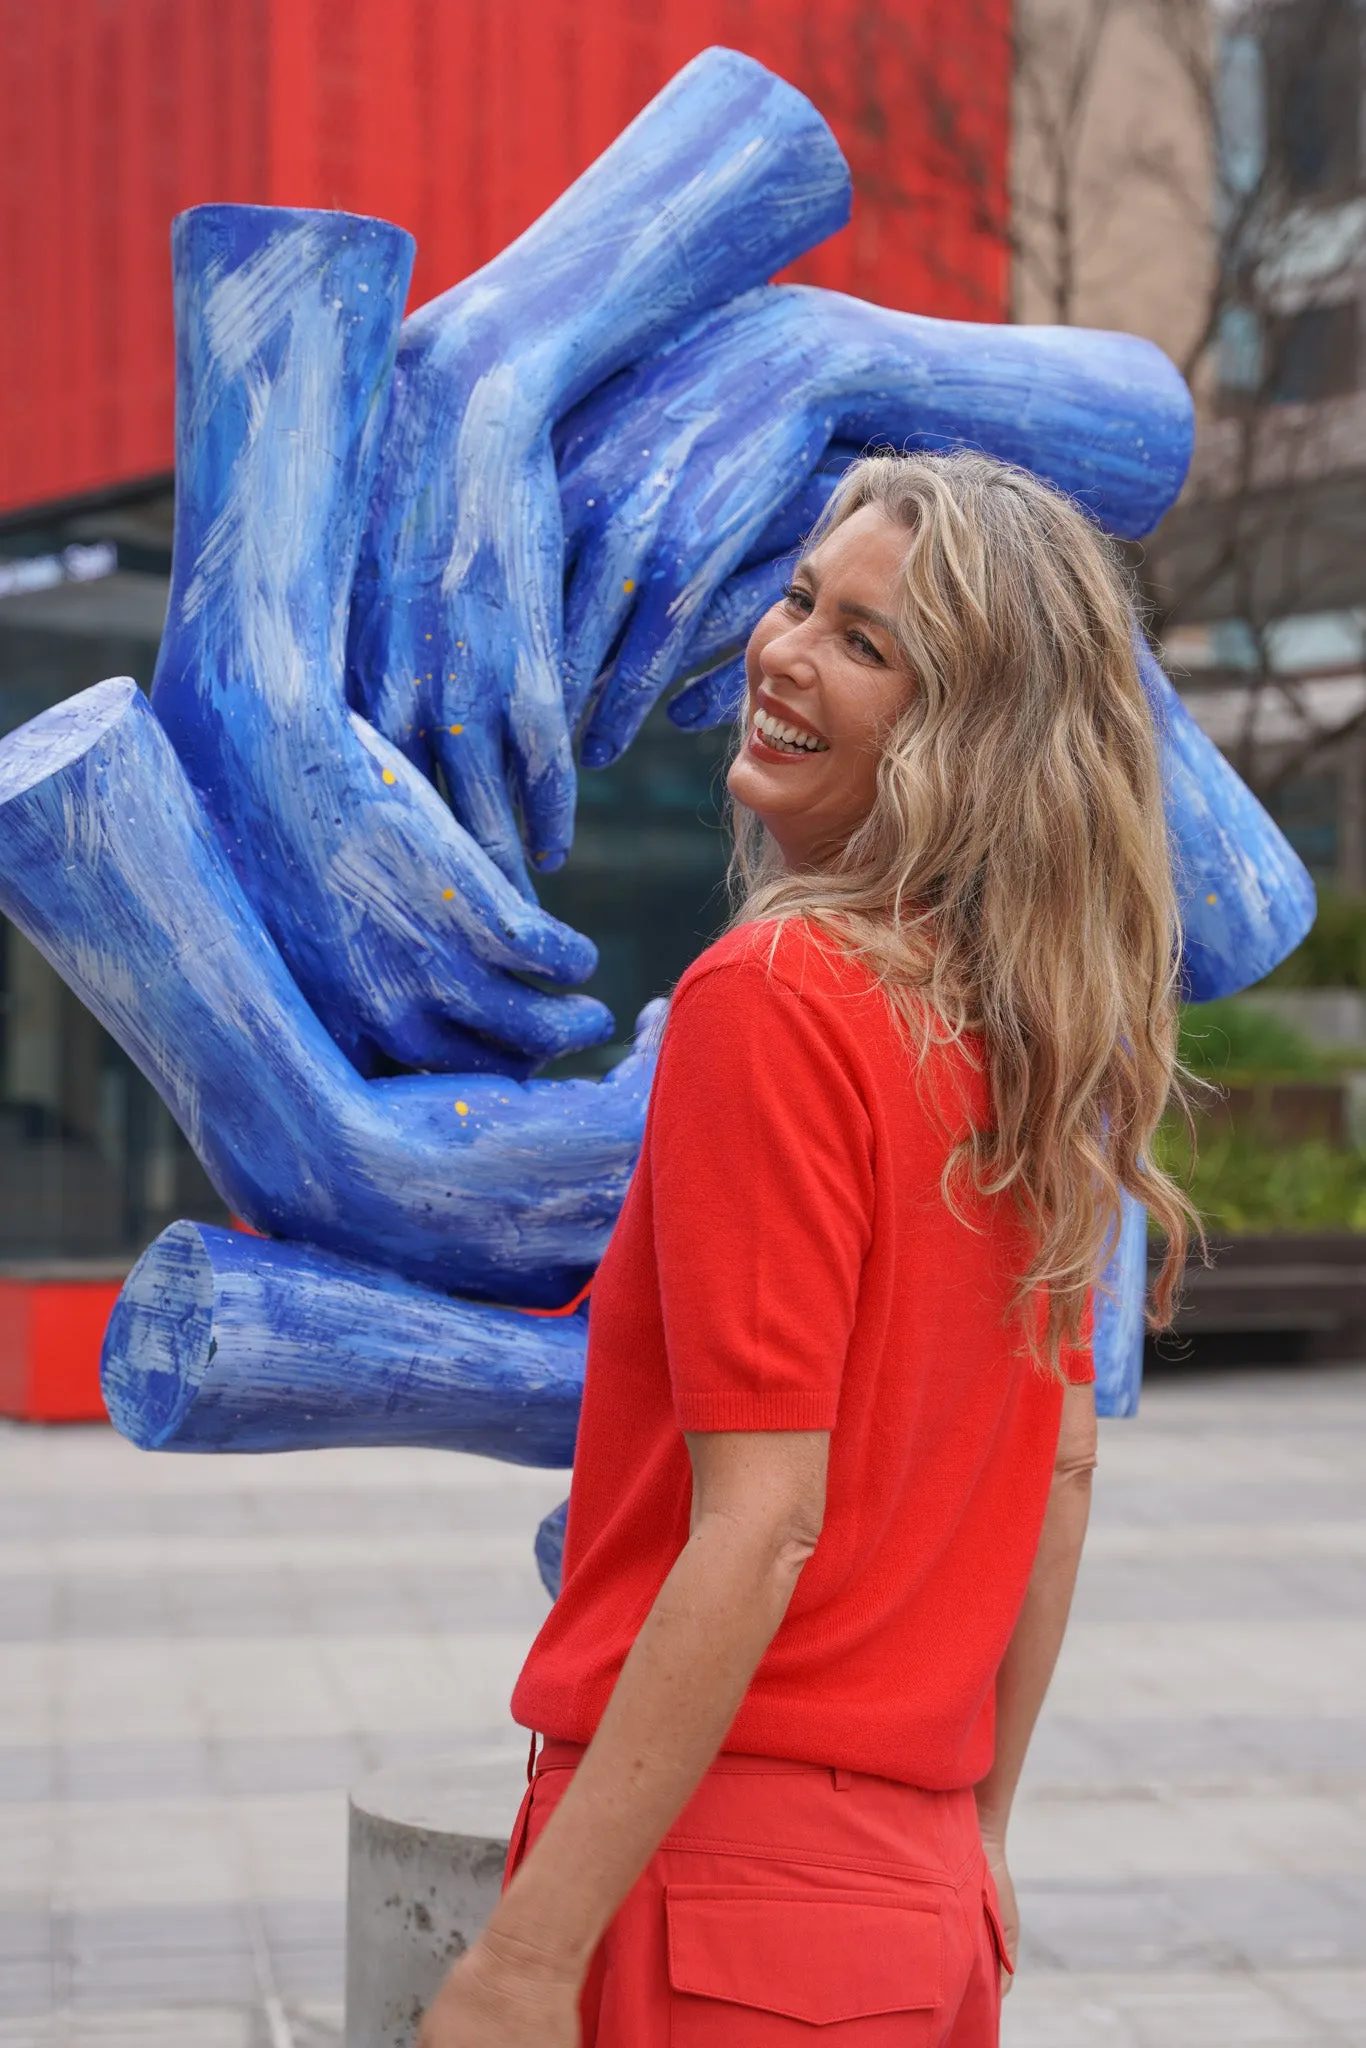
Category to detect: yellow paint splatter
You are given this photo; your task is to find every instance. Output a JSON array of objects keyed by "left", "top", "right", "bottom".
[
  {"left": 448, "top": 723, "right": 463, "bottom": 734},
  {"left": 442, "top": 887, "right": 456, "bottom": 901},
  {"left": 381, "top": 768, "right": 397, "bottom": 785},
  {"left": 455, "top": 1100, "right": 470, "bottom": 1116},
  {"left": 623, "top": 578, "right": 636, "bottom": 594},
  {"left": 1206, "top": 891, "right": 1218, "bottom": 904},
  {"left": 425, "top": 633, "right": 432, "bottom": 641}
]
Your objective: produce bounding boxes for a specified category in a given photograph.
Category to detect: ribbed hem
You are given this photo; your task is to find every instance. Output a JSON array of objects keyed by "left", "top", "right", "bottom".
[{"left": 673, "top": 1390, "right": 840, "bottom": 1431}]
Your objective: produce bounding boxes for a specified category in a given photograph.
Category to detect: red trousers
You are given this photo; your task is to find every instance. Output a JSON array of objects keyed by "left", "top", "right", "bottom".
[{"left": 504, "top": 1742, "right": 1010, "bottom": 2045}]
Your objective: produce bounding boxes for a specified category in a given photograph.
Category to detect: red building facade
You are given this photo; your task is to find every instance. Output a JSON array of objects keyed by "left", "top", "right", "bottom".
[{"left": 0, "top": 0, "right": 1011, "bottom": 517}]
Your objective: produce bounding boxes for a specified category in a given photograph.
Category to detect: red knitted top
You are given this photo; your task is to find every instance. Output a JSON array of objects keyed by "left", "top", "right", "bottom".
[{"left": 512, "top": 920, "right": 1092, "bottom": 1789}]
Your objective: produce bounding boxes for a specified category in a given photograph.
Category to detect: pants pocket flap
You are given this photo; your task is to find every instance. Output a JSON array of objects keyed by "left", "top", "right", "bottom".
[{"left": 665, "top": 1885, "right": 943, "bottom": 2024}]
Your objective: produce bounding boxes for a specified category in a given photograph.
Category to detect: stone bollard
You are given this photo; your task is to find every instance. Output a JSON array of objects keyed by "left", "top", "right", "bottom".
[{"left": 345, "top": 1753, "right": 529, "bottom": 2048}]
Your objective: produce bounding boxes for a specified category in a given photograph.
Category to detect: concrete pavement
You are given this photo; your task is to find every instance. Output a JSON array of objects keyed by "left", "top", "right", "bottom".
[{"left": 1, "top": 1357, "right": 1363, "bottom": 2045}]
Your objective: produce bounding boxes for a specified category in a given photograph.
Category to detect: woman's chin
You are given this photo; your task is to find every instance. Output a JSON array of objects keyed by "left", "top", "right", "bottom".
[{"left": 727, "top": 754, "right": 806, "bottom": 816}]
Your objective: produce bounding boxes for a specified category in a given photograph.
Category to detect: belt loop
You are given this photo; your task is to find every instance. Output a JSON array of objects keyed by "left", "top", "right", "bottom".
[
  {"left": 832, "top": 1767, "right": 852, "bottom": 1791},
  {"left": 526, "top": 1731, "right": 541, "bottom": 1785}
]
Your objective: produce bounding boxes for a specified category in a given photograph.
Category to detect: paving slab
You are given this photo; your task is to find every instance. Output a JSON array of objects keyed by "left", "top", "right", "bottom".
[{"left": 1, "top": 1360, "right": 1363, "bottom": 2043}]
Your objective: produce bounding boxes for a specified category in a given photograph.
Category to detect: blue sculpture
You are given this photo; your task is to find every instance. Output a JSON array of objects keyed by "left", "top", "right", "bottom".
[
  {"left": 0, "top": 680, "right": 662, "bottom": 1309},
  {"left": 349, "top": 47, "right": 852, "bottom": 895},
  {"left": 557, "top": 284, "right": 1195, "bottom": 763},
  {"left": 152, "top": 204, "right": 611, "bottom": 1079},
  {"left": 0, "top": 49, "right": 1316, "bottom": 1546},
  {"left": 103, "top": 1222, "right": 588, "bottom": 1463}
]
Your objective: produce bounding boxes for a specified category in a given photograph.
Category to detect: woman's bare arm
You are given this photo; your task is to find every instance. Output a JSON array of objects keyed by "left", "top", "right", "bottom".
[
  {"left": 973, "top": 1378, "right": 1098, "bottom": 1976},
  {"left": 418, "top": 1427, "right": 829, "bottom": 2048}
]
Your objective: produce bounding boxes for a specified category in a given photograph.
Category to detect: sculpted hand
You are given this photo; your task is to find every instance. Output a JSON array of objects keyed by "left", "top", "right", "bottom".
[
  {"left": 559, "top": 284, "right": 1194, "bottom": 763},
  {"left": 556, "top": 291, "right": 839, "bottom": 762},
  {"left": 349, "top": 46, "right": 850, "bottom": 889},
  {"left": 0, "top": 681, "right": 664, "bottom": 1307},
  {"left": 153, "top": 203, "right": 608, "bottom": 1075},
  {"left": 418, "top": 1935, "right": 582, "bottom": 2048}
]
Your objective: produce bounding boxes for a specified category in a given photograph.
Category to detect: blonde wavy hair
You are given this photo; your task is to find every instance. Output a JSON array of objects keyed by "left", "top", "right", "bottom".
[{"left": 728, "top": 449, "right": 1197, "bottom": 1369}]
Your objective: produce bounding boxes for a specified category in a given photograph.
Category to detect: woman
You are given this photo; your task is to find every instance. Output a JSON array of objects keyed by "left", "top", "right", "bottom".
[{"left": 420, "top": 451, "right": 1193, "bottom": 2047}]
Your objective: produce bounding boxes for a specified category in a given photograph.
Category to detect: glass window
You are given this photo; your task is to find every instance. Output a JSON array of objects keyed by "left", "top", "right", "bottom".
[
  {"left": 1269, "top": 300, "right": 1360, "bottom": 403},
  {"left": 1265, "top": 0, "right": 1361, "bottom": 200},
  {"left": 0, "top": 485, "right": 230, "bottom": 1263},
  {"left": 1218, "top": 31, "right": 1268, "bottom": 201},
  {"left": 538, "top": 704, "right": 736, "bottom": 1073},
  {"left": 1218, "top": 302, "right": 1265, "bottom": 394}
]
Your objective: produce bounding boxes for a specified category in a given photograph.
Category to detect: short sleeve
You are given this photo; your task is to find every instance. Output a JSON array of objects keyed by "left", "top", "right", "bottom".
[
  {"left": 1061, "top": 1297, "right": 1096, "bottom": 1385},
  {"left": 1062, "top": 1341, "right": 1096, "bottom": 1387},
  {"left": 649, "top": 960, "right": 875, "bottom": 1432}
]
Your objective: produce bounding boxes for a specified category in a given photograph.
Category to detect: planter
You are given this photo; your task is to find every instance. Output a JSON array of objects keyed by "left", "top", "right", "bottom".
[
  {"left": 0, "top": 1261, "right": 128, "bottom": 1421},
  {"left": 1159, "top": 1231, "right": 1366, "bottom": 1353},
  {"left": 1201, "top": 1079, "right": 1351, "bottom": 1147}
]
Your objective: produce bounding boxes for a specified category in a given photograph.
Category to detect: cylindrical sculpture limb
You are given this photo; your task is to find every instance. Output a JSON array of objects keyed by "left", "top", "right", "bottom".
[
  {"left": 0, "top": 678, "right": 659, "bottom": 1306},
  {"left": 1137, "top": 645, "right": 1317, "bottom": 1001},
  {"left": 102, "top": 1222, "right": 585, "bottom": 1462},
  {"left": 1093, "top": 1190, "right": 1149, "bottom": 1420}
]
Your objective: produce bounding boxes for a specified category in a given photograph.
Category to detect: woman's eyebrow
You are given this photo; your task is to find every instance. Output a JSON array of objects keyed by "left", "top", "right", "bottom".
[
  {"left": 793, "top": 560, "right": 895, "bottom": 638},
  {"left": 838, "top": 599, "right": 897, "bottom": 636}
]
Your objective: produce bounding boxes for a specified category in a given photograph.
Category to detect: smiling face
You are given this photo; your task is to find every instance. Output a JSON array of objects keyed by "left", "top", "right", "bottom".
[{"left": 726, "top": 504, "right": 915, "bottom": 870}]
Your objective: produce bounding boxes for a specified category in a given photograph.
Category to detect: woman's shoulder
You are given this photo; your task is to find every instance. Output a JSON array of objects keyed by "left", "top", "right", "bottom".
[{"left": 673, "top": 917, "right": 874, "bottom": 1013}]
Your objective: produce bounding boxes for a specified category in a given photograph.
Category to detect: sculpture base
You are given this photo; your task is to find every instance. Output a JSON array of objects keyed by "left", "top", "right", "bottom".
[{"left": 345, "top": 1755, "right": 527, "bottom": 2048}]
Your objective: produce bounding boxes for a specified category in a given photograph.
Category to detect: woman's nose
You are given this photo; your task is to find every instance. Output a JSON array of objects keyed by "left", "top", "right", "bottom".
[{"left": 760, "top": 627, "right": 819, "bottom": 689}]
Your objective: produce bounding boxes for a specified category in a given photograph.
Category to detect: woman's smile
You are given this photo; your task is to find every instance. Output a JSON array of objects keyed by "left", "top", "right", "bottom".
[{"left": 748, "top": 692, "right": 831, "bottom": 759}]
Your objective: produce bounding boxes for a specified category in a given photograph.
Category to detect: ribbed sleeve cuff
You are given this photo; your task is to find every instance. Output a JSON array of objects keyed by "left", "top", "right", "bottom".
[
  {"left": 673, "top": 1390, "right": 840, "bottom": 1431},
  {"left": 1062, "top": 1346, "right": 1096, "bottom": 1386}
]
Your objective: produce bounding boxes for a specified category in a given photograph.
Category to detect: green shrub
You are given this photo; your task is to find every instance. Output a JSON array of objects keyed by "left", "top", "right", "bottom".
[
  {"left": 1154, "top": 1121, "right": 1366, "bottom": 1234},
  {"left": 1263, "top": 888, "right": 1366, "bottom": 989},
  {"left": 1177, "top": 998, "right": 1324, "bottom": 1078}
]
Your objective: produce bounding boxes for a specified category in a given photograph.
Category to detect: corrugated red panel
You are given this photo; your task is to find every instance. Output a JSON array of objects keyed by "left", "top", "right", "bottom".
[{"left": 0, "top": 0, "right": 1009, "bottom": 516}]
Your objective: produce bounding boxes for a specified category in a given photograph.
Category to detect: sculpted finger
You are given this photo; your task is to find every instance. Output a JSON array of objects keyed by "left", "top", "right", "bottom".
[
  {"left": 599, "top": 998, "right": 669, "bottom": 1095},
  {"left": 496, "top": 498, "right": 580, "bottom": 868},
  {"left": 737, "top": 447, "right": 859, "bottom": 570},
  {"left": 504, "top": 689, "right": 579, "bottom": 879},
  {"left": 431, "top": 716, "right": 540, "bottom": 899},
  {"left": 682, "top": 553, "right": 795, "bottom": 675},
  {"left": 579, "top": 572, "right": 713, "bottom": 765},
  {"left": 391, "top": 989, "right": 615, "bottom": 1076},
  {"left": 561, "top": 527, "right": 650, "bottom": 730},
  {"left": 346, "top": 712, "right": 593, "bottom": 983},
  {"left": 667, "top": 655, "right": 748, "bottom": 732}
]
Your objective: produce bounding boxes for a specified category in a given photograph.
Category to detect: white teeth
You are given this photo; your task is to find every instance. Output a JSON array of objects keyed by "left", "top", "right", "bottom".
[{"left": 753, "top": 708, "right": 828, "bottom": 753}]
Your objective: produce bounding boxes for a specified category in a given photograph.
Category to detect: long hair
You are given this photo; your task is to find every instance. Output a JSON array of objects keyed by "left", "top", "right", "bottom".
[{"left": 728, "top": 450, "right": 1196, "bottom": 1368}]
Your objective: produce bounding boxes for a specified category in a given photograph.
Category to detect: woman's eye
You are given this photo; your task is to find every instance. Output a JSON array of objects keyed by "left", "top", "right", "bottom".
[
  {"left": 849, "top": 631, "right": 884, "bottom": 663},
  {"left": 781, "top": 583, "right": 813, "bottom": 614}
]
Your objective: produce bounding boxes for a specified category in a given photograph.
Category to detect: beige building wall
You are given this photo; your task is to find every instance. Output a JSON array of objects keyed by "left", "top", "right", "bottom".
[{"left": 1011, "top": 0, "right": 1218, "bottom": 385}]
